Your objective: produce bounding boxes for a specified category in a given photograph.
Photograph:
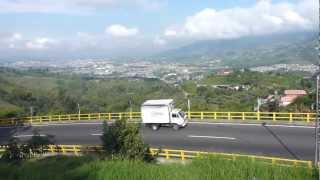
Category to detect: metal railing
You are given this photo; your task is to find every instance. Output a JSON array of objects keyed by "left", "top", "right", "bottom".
[
  {"left": 0, "top": 111, "right": 316, "bottom": 125},
  {"left": 0, "top": 144, "right": 312, "bottom": 169}
]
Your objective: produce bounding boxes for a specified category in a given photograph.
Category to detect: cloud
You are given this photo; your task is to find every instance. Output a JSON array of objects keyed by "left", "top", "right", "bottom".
[
  {"left": 25, "top": 37, "right": 56, "bottom": 50},
  {"left": 0, "top": 0, "right": 166, "bottom": 13},
  {"left": 153, "top": 36, "right": 166, "bottom": 46},
  {"left": 162, "top": 0, "right": 317, "bottom": 42},
  {"left": 106, "top": 24, "right": 139, "bottom": 37}
]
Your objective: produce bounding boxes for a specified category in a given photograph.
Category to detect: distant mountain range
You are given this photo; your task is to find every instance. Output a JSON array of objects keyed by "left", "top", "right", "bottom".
[{"left": 155, "top": 31, "right": 318, "bottom": 67}]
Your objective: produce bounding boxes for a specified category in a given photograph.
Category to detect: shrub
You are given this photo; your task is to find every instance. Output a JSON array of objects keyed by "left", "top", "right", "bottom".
[
  {"left": 1, "top": 138, "right": 27, "bottom": 163},
  {"left": 101, "top": 120, "right": 152, "bottom": 161}
]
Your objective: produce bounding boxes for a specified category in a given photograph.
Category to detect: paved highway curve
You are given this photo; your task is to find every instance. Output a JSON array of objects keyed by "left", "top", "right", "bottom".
[{"left": 0, "top": 121, "right": 315, "bottom": 161}]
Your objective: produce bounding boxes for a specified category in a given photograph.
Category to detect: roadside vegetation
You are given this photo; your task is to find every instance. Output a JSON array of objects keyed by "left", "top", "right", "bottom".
[
  {"left": 0, "top": 155, "right": 315, "bottom": 180},
  {"left": 0, "top": 67, "right": 314, "bottom": 118}
]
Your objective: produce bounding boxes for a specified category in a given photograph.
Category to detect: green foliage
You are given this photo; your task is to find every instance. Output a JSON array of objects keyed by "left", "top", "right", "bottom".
[
  {"left": 0, "top": 68, "right": 315, "bottom": 117},
  {"left": 0, "top": 155, "right": 315, "bottom": 180},
  {"left": 1, "top": 138, "right": 27, "bottom": 163},
  {"left": 101, "top": 120, "right": 151, "bottom": 161},
  {"left": 25, "top": 130, "right": 55, "bottom": 155},
  {"left": 182, "top": 71, "right": 313, "bottom": 112},
  {"left": 1, "top": 131, "right": 55, "bottom": 162}
]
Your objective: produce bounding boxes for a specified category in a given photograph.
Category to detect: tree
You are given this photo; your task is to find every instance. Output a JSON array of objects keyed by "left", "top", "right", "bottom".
[{"left": 101, "top": 120, "right": 152, "bottom": 161}]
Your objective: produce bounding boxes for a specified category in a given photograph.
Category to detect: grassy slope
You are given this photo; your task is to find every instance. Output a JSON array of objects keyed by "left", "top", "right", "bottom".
[{"left": 0, "top": 156, "right": 314, "bottom": 180}]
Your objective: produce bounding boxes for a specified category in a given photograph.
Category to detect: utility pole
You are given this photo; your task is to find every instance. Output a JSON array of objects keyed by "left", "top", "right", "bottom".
[
  {"left": 316, "top": 76, "right": 319, "bottom": 166},
  {"left": 30, "top": 106, "right": 34, "bottom": 116},
  {"left": 257, "top": 97, "right": 261, "bottom": 112},
  {"left": 77, "top": 103, "right": 81, "bottom": 115},
  {"left": 187, "top": 98, "right": 191, "bottom": 119}
]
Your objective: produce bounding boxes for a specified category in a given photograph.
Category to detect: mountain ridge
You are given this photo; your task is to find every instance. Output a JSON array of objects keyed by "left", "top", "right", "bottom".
[{"left": 155, "top": 31, "right": 318, "bottom": 67}]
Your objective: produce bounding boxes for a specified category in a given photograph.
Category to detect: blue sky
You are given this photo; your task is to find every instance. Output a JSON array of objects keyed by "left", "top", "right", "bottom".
[{"left": 0, "top": 0, "right": 317, "bottom": 60}]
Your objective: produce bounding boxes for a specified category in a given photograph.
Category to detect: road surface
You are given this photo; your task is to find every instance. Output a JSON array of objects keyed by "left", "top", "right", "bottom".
[{"left": 0, "top": 121, "right": 315, "bottom": 160}]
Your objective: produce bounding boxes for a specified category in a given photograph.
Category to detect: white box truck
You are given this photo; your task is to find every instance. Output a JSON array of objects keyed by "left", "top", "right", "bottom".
[{"left": 141, "top": 99, "right": 187, "bottom": 130}]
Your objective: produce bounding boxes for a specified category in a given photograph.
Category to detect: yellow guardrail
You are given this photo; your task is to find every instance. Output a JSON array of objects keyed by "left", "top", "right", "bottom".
[
  {"left": 0, "top": 144, "right": 312, "bottom": 169},
  {"left": 0, "top": 111, "right": 316, "bottom": 125}
]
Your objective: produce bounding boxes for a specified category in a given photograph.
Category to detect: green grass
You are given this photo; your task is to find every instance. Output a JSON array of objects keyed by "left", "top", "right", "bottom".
[{"left": 0, "top": 155, "right": 315, "bottom": 180}]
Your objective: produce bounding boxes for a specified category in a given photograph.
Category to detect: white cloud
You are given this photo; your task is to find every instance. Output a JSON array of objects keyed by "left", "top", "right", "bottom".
[
  {"left": 164, "top": 29, "right": 177, "bottom": 37},
  {"left": 25, "top": 37, "right": 55, "bottom": 50},
  {"left": 153, "top": 36, "right": 166, "bottom": 46},
  {"left": 162, "top": 0, "right": 317, "bottom": 41},
  {"left": 106, "top": 24, "right": 139, "bottom": 37}
]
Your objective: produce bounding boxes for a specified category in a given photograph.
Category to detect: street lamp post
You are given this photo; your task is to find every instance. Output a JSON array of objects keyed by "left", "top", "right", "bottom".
[{"left": 316, "top": 76, "right": 319, "bottom": 166}]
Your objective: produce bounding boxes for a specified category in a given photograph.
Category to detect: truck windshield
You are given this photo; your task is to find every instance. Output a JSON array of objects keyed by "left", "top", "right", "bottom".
[{"left": 179, "top": 111, "right": 185, "bottom": 118}]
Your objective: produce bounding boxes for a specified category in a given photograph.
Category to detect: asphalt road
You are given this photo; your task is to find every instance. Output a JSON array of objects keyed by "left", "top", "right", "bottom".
[{"left": 0, "top": 121, "right": 315, "bottom": 160}]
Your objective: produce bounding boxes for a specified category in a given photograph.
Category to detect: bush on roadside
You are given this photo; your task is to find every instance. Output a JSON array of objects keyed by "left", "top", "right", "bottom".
[
  {"left": 101, "top": 120, "right": 152, "bottom": 161},
  {"left": 25, "top": 130, "right": 55, "bottom": 156},
  {"left": 1, "top": 138, "right": 27, "bottom": 163},
  {"left": 1, "top": 130, "right": 55, "bottom": 162}
]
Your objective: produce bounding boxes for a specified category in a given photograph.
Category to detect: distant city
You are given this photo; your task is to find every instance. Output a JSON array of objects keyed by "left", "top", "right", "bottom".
[{"left": 0, "top": 59, "right": 318, "bottom": 85}]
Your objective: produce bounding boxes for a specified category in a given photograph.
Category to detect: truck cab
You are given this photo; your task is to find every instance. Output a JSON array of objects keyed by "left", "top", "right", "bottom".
[{"left": 171, "top": 109, "right": 187, "bottom": 129}]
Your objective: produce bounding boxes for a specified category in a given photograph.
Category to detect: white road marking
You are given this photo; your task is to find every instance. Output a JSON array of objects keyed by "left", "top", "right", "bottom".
[
  {"left": 189, "top": 122, "right": 314, "bottom": 129},
  {"left": 91, "top": 133, "right": 102, "bottom": 136},
  {"left": 188, "top": 135, "right": 236, "bottom": 140},
  {"left": 13, "top": 134, "right": 47, "bottom": 138}
]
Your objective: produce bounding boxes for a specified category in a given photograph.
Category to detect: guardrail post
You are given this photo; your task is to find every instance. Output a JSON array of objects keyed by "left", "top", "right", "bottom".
[
  {"left": 188, "top": 111, "right": 191, "bottom": 119},
  {"left": 62, "top": 146, "right": 66, "bottom": 155},
  {"left": 228, "top": 112, "right": 231, "bottom": 120},
  {"left": 89, "top": 114, "right": 91, "bottom": 120},
  {"left": 150, "top": 149, "right": 155, "bottom": 157},
  {"left": 306, "top": 113, "right": 310, "bottom": 123},
  {"left": 73, "top": 146, "right": 78, "bottom": 156},
  {"left": 307, "top": 162, "right": 312, "bottom": 169},
  {"left": 289, "top": 113, "right": 293, "bottom": 123},
  {"left": 119, "top": 113, "right": 122, "bottom": 120},
  {"left": 49, "top": 145, "right": 54, "bottom": 153},
  {"left": 242, "top": 112, "right": 245, "bottom": 121},
  {"left": 98, "top": 113, "right": 101, "bottom": 120},
  {"left": 68, "top": 115, "right": 71, "bottom": 121},
  {"left": 201, "top": 112, "right": 204, "bottom": 120},
  {"left": 108, "top": 113, "right": 111, "bottom": 120},
  {"left": 49, "top": 116, "right": 52, "bottom": 122},
  {"left": 273, "top": 113, "right": 276, "bottom": 122},
  {"left": 257, "top": 112, "right": 260, "bottom": 121},
  {"left": 130, "top": 112, "right": 132, "bottom": 119},
  {"left": 272, "top": 158, "right": 276, "bottom": 165},
  {"left": 39, "top": 117, "right": 42, "bottom": 123},
  {"left": 214, "top": 112, "right": 217, "bottom": 120},
  {"left": 165, "top": 149, "right": 170, "bottom": 159},
  {"left": 58, "top": 115, "right": 61, "bottom": 121},
  {"left": 180, "top": 150, "right": 185, "bottom": 160}
]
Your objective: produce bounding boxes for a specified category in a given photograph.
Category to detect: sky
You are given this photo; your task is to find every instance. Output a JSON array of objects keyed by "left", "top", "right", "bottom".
[{"left": 0, "top": 0, "right": 318, "bottom": 60}]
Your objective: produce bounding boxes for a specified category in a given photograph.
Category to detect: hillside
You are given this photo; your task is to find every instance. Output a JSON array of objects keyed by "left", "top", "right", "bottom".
[
  {"left": 0, "top": 68, "right": 314, "bottom": 118},
  {"left": 156, "top": 32, "right": 317, "bottom": 67}
]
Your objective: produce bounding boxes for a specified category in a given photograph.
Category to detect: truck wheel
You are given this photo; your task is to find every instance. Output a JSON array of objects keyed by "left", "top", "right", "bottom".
[
  {"left": 151, "top": 124, "right": 159, "bottom": 131},
  {"left": 172, "top": 124, "right": 180, "bottom": 131}
]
